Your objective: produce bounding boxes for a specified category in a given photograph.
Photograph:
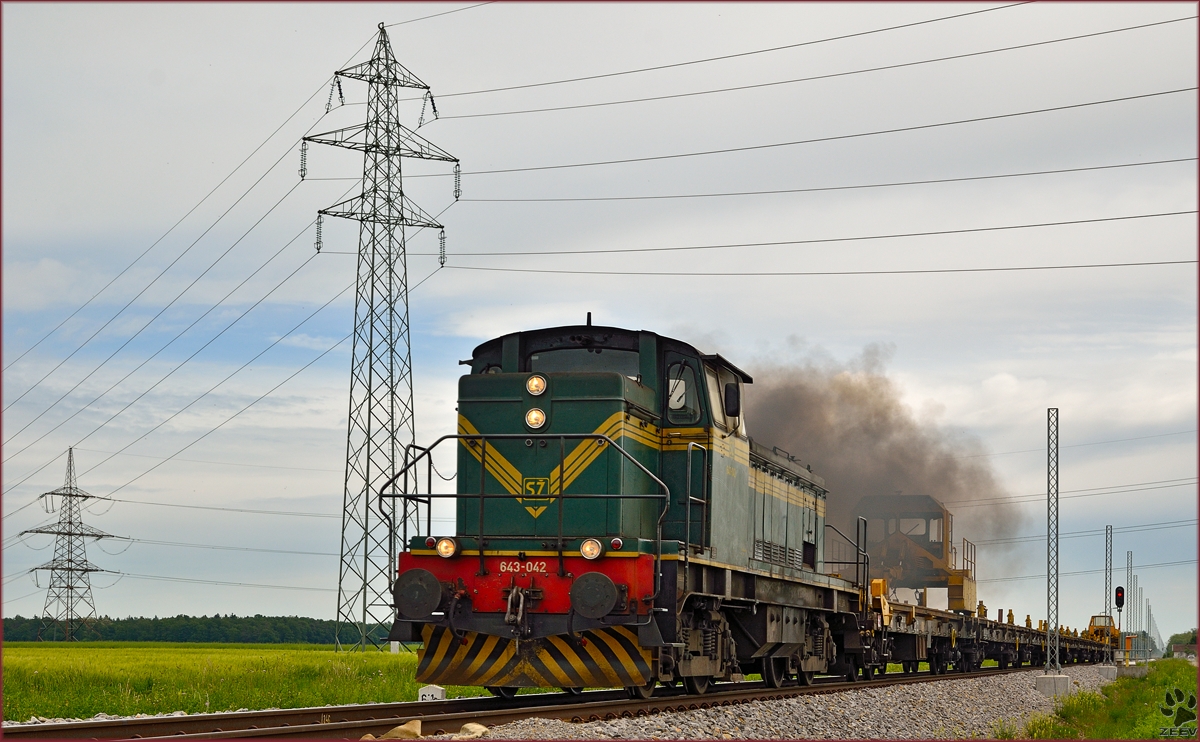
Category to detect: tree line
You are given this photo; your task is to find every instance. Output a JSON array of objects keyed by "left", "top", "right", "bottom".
[{"left": 1, "top": 614, "right": 374, "bottom": 643}]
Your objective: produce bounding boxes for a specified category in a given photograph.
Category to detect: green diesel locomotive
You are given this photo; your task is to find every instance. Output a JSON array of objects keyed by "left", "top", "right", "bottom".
[
  {"left": 387, "top": 323, "right": 865, "bottom": 696},
  {"left": 385, "top": 323, "right": 1105, "bottom": 697}
]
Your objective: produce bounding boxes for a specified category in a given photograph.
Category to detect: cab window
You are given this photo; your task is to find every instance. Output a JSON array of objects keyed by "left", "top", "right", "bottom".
[
  {"left": 666, "top": 362, "right": 700, "bottom": 425},
  {"left": 705, "top": 366, "right": 725, "bottom": 429},
  {"left": 704, "top": 364, "right": 746, "bottom": 435}
]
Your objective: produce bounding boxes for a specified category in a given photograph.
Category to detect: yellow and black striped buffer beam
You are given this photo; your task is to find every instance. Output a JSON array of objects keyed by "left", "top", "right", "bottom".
[{"left": 416, "top": 625, "right": 652, "bottom": 688}]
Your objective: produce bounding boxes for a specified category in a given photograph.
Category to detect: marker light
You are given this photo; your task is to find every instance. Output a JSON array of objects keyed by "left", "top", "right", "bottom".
[
  {"left": 425, "top": 537, "right": 437, "bottom": 549},
  {"left": 610, "top": 538, "right": 623, "bottom": 551},
  {"left": 526, "top": 375, "right": 547, "bottom": 396},
  {"left": 435, "top": 537, "right": 459, "bottom": 558},
  {"left": 525, "top": 408, "right": 547, "bottom": 429},
  {"left": 580, "top": 538, "right": 604, "bottom": 560}
]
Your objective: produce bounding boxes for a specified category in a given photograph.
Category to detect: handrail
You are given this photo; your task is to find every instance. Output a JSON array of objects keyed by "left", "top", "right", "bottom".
[
  {"left": 684, "top": 442, "right": 708, "bottom": 592},
  {"left": 825, "top": 520, "right": 871, "bottom": 618},
  {"left": 377, "top": 432, "right": 672, "bottom": 604}
]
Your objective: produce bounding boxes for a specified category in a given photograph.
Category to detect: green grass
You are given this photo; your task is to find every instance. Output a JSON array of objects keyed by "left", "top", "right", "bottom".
[
  {"left": 1, "top": 642, "right": 511, "bottom": 721},
  {"left": 1023, "top": 659, "right": 1199, "bottom": 739}
]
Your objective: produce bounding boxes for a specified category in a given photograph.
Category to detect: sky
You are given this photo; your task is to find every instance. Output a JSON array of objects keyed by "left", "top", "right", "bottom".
[{"left": 3, "top": 2, "right": 1196, "bottom": 642}]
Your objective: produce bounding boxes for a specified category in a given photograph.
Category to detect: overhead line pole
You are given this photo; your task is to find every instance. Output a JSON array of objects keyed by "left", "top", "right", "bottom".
[{"left": 1046, "top": 408, "right": 1061, "bottom": 675}]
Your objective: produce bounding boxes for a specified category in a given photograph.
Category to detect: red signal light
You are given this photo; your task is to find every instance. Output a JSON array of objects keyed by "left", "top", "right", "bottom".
[{"left": 1115, "top": 586, "right": 1125, "bottom": 609}]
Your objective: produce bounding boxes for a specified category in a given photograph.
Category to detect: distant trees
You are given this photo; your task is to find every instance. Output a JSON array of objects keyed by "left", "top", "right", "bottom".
[
  {"left": 3, "top": 614, "right": 344, "bottom": 643},
  {"left": 1167, "top": 628, "right": 1197, "bottom": 647}
]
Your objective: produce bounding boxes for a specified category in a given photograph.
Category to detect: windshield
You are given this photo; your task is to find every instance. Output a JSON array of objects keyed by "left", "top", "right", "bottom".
[{"left": 528, "top": 348, "right": 640, "bottom": 378}]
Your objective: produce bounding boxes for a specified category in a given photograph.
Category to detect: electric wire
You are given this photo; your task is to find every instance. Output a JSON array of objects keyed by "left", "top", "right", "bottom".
[
  {"left": 118, "top": 537, "right": 337, "bottom": 557},
  {"left": 80, "top": 255, "right": 449, "bottom": 494},
  {"left": 449, "top": 259, "right": 1195, "bottom": 278},
  {"left": 976, "top": 518, "right": 1198, "bottom": 546},
  {"left": 431, "top": 3, "right": 1030, "bottom": 99},
  {"left": 73, "top": 448, "right": 340, "bottom": 473},
  {"left": 979, "top": 559, "right": 1197, "bottom": 583},
  {"left": 947, "top": 478, "right": 1197, "bottom": 509},
  {"left": 3, "top": 219, "right": 449, "bottom": 516},
  {"left": 3, "top": 216, "right": 322, "bottom": 464},
  {"left": 3, "top": 158, "right": 305, "bottom": 417},
  {"left": 116, "top": 572, "right": 336, "bottom": 593},
  {"left": 440, "top": 210, "right": 1196, "bottom": 258},
  {"left": 75, "top": 284, "right": 354, "bottom": 483},
  {"left": 411, "top": 87, "right": 1197, "bottom": 180},
  {"left": 384, "top": 2, "right": 494, "bottom": 28},
  {"left": 1, "top": 19, "right": 400, "bottom": 411},
  {"left": 95, "top": 332, "right": 351, "bottom": 499},
  {"left": 455, "top": 158, "right": 1197, "bottom": 203},
  {"left": 441, "top": 16, "right": 1197, "bottom": 120},
  {"left": 956, "top": 428, "right": 1197, "bottom": 460},
  {"left": 1, "top": 73, "right": 337, "bottom": 374}
]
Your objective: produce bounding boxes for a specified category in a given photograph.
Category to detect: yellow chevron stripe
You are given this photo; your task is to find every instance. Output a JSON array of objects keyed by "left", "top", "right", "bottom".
[
  {"left": 458, "top": 415, "right": 523, "bottom": 495},
  {"left": 594, "top": 628, "right": 644, "bottom": 685},
  {"left": 464, "top": 633, "right": 501, "bottom": 681}
]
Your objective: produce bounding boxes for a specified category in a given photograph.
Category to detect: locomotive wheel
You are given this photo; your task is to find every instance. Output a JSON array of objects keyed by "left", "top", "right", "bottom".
[
  {"left": 762, "top": 657, "right": 785, "bottom": 689},
  {"left": 486, "top": 687, "right": 518, "bottom": 699},
  {"left": 626, "top": 680, "right": 656, "bottom": 700},
  {"left": 561, "top": 686, "right": 583, "bottom": 696},
  {"left": 998, "top": 657, "right": 1009, "bottom": 670},
  {"left": 844, "top": 657, "right": 858, "bottom": 683},
  {"left": 860, "top": 664, "right": 875, "bottom": 681},
  {"left": 684, "top": 674, "right": 711, "bottom": 695},
  {"left": 795, "top": 670, "right": 815, "bottom": 686}
]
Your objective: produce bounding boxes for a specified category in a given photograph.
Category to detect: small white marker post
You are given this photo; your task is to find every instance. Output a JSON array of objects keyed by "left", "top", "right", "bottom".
[
  {"left": 390, "top": 641, "right": 400, "bottom": 654},
  {"left": 419, "top": 685, "right": 446, "bottom": 702}
]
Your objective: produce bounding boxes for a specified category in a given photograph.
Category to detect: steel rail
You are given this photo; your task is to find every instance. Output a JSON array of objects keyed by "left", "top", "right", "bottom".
[{"left": 4, "top": 662, "right": 1087, "bottom": 739}]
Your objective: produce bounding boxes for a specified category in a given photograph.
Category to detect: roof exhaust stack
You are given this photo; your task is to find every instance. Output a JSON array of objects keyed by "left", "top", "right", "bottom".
[{"left": 587, "top": 311, "right": 592, "bottom": 326}]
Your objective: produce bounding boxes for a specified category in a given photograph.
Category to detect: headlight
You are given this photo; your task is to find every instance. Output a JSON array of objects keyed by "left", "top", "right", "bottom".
[
  {"left": 525, "top": 408, "right": 546, "bottom": 429},
  {"left": 435, "top": 537, "right": 459, "bottom": 558},
  {"left": 580, "top": 538, "right": 604, "bottom": 560},
  {"left": 526, "top": 375, "right": 547, "bottom": 395}
]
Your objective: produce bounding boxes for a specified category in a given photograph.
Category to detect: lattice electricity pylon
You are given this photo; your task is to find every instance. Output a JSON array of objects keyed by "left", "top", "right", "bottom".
[
  {"left": 304, "top": 23, "right": 458, "bottom": 651},
  {"left": 1104, "top": 524, "right": 1113, "bottom": 663},
  {"left": 1045, "top": 408, "right": 1060, "bottom": 674},
  {"left": 19, "top": 448, "right": 117, "bottom": 641}
]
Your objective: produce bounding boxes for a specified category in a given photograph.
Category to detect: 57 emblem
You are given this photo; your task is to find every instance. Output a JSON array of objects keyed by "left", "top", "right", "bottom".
[{"left": 517, "top": 477, "right": 554, "bottom": 518}]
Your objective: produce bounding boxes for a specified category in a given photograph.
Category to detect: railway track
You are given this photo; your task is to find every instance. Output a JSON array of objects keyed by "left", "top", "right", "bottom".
[{"left": 4, "top": 663, "right": 1062, "bottom": 740}]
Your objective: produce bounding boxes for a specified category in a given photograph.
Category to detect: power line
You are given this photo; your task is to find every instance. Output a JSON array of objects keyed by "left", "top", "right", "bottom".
[
  {"left": 433, "top": 3, "right": 1030, "bottom": 99},
  {"left": 455, "top": 158, "right": 1197, "bottom": 203},
  {"left": 956, "top": 428, "right": 1198, "bottom": 459},
  {"left": 976, "top": 518, "right": 1197, "bottom": 546},
  {"left": 440, "top": 210, "right": 1196, "bottom": 257},
  {"left": 2, "top": 257, "right": 446, "bottom": 520},
  {"left": 978, "top": 558, "right": 1196, "bottom": 584},
  {"left": 3, "top": 220, "right": 322, "bottom": 465},
  {"left": 947, "top": 478, "right": 1197, "bottom": 509},
  {"left": 1, "top": 74, "right": 338, "bottom": 374},
  {"left": 448, "top": 259, "right": 1196, "bottom": 278},
  {"left": 442, "top": 16, "right": 1197, "bottom": 120},
  {"left": 124, "top": 537, "right": 337, "bottom": 557},
  {"left": 73, "top": 448, "right": 340, "bottom": 473},
  {"left": 384, "top": 2, "right": 494, "bottom": 28},
  {"left": 420, "top": 87, "right": 1197, "bottom": 178},
  {"left": 96, "top": 334, "right": 350, "bottom": 500},
  {"left": 106, "top": 499, "right": 339, "bottom": 519},
  {"left": 78, "top": 302, "right": 353, "bottom": 484},
  {"left": 117, "top": 572, "right": 336, "bottom": 593},
  {"left": 4, "top": 156, "right": 305, "bottom": 417}
]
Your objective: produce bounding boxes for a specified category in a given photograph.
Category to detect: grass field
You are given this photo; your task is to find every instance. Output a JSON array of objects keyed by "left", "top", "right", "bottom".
[
  {"left": 1, "top": 642, "right": 506, "bottom": 721},
  {"left": 1015, "top": 659, "right": 1199, "bottom": 739}
]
